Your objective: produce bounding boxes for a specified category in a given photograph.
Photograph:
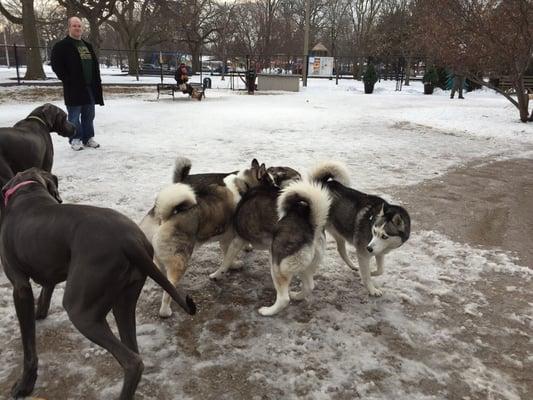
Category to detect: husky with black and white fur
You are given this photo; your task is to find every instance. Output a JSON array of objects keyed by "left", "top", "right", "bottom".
[
  {"left": 259, "top": 181, "right": 331, "bottom": 316},
  {"left": 309, "top": 161, "right": 411, "bottom": 297}
]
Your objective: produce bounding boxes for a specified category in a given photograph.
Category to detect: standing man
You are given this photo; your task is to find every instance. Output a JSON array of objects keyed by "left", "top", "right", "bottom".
[
  {"left": 450, "top": 71, "right": 466, "bottom": 99},
  {"left": 51, "top": 16, "right": 103, "bottom": 151}
]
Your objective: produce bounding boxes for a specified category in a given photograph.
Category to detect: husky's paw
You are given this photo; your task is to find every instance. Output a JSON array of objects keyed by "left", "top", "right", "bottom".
[
  {"left": 209, "top": 270, "right": 226, "bottom": 280},
  {"left": 371, "top": 269, "right": 384, "bottom": 277},
  {"left": 159, "top": 305, "right": 173, "bottom": 318},
  {"left": 290, "top": 291, "right": 305, "bottom": 301},
  {"left": 368, "top": 286, "right": 383, "bottom": 297},
  {"left": 244, "top": 243, "right": 254, "bottom": 252},
  {"left": 258, "top": 306, "right": 278, "bottom": 316}
]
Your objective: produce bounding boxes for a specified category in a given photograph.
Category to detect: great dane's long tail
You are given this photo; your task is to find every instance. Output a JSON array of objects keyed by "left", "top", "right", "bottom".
[{"left": 127, "top": 244, "right": 197, "bottom": 315}]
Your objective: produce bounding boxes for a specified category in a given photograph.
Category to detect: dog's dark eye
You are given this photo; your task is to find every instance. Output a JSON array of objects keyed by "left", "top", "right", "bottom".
[{"left": 382, "top": 234, "right": 388, "bottom": 240}]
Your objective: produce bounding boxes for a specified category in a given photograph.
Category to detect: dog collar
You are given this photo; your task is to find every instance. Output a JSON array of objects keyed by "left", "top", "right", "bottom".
[
  {"left": 27, "top": 115, "right": 47, "bottom": 127},
  {"left": 3, "top": 180, "right": 38, "bottom": 207}
]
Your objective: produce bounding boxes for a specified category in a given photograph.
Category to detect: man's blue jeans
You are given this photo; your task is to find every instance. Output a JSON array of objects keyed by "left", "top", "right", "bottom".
[{"left": 67, "top": 87, "right": 95, "bottom": 144}]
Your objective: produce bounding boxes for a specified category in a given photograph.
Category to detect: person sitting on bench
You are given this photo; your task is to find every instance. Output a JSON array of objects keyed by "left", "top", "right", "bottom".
[{"left": 175, "top": 63, "right": 194, "bottom": 96}]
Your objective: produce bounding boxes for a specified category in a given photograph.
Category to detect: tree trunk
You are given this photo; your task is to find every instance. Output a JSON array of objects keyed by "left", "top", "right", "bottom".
[
  {"left": 517, "top": 92, "right": 529, "bottom": 123},
  {"left": 21, "top": 0, "right": 45, "bottom": 79},
  {"left": 86, "top": 16, "right": 101, "bottom": 56},
  {"left": 404, "top": 56, "right": 411, "bottom": 86},
  {"left": 515, "top": 80, "right": 530, "bottom": 123},
  {"left": 191, "top": 45, "right": 201, "bottom": 74},
  {"left": 126, "top": 44, "right": 139, "bottom": 77}
]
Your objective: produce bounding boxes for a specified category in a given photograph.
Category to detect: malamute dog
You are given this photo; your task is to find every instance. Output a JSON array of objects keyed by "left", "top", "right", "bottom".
[
  {"left": 260, "top": 181, "right": 331, "bottom": 316},
  {"left": 309, "top": 161, "right": 411, "bottom": 297},
  {"left": 140, "top": 158, "right": 262, "bottom": 317}
]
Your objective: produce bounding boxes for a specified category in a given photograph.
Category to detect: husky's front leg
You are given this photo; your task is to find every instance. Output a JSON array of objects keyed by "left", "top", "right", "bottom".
[
  {"left": 357, "top": 253, "right": 383, "bottom": 297},
  {"left": 372, "top": 255, "right": 384, "bottom": 276}
]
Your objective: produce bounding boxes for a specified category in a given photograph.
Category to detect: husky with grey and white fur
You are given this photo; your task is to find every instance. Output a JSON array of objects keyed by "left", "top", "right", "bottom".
[
  {"left": 208, "top": 163, "right": 301, "bottom": 281},
  {"left": 309, "top": 161, "right": 411, "bottom": 297},
  {"left": 261, "top": 181, "right": 330, "bottom": 316}
]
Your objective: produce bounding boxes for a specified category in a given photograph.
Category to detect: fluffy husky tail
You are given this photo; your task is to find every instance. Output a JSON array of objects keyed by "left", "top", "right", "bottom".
[
  {"left": 173, "top": 156, "right": 192, "bottom": 183},
  {"left": 308, "top": 161, "right": 351, "bottom": 186},
  {"left": 154, "top": 183, "right": 197, "bottom": 221},
  {"left": 277, "top": 181, "right": 331, "bottom": 232}
]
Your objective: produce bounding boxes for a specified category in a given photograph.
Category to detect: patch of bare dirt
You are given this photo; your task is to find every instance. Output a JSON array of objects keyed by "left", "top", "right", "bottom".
[{"left": 390, "top": 158, "right": 533, "bottom": 268}]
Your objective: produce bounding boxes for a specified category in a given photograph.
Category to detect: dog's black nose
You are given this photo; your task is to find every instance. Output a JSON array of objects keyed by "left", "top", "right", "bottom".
[{"left": 366, "top": 246, "right": 373, "bottom": 253}]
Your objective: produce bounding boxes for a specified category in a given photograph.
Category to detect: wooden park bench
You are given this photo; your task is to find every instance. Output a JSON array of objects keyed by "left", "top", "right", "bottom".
[
  {"left": 156, "top": 81, "right": 207, "bottom": 100},
  {"left": 498, "top": 76, "right": 533, "bottom": 94}
]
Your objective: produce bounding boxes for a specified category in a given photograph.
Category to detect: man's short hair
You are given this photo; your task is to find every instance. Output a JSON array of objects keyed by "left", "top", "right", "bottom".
[{"left": 68, "top": 16, "right": 82, "bottom": 27}]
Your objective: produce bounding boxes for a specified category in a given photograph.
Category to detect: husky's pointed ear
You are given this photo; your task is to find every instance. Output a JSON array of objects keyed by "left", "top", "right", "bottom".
[
  {"left": 378, "top": 203, "right": 385, "bottom": 217},
  {"left": 392, "top": 213, "right": 405, "bottom": 231},
  {"left": 257, "top": 163, "right": 267, "bottom": 180},
  {"left": 251, "top": 159, "right": 260, "bottom": 169}
]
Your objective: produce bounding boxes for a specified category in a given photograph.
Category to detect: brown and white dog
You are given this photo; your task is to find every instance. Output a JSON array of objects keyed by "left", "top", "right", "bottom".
[{"left": 140, "top": 158, "right": 263, "bottom": 317}]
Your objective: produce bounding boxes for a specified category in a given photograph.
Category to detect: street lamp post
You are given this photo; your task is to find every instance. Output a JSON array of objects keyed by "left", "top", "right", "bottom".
[{"left": 302, "top": 0, "right": 310, "bottom": 87}]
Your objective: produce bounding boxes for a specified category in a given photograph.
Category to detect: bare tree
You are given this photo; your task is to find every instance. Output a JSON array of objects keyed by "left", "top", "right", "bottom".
[
  {"left": 0, "top": 0, "right": 45, "bottom": 79},
  {"left": 38, "top": 0, "right": 68, "bottom": 46},
  {"left": 166, "top": 0, "right": 221, "bottom": 73},
  {"left": 375, "top": 0, "right": 416, "bottom": 84},
  {"left": 209, "top": 1, "right": 237, "bottom": 78},
  {"left": 416, "top": 0, "right": 533, "bottom": 122},
  {"left": 322, "top": 0, "right": 351, "bottom": 75},
  {"left": 349, "top": 0, "right": 383, "bottom": 78},
  {"left": 107, "top": 0, "right": 166, "bottom": 76},
  {"left": 255, "top": 0, "right": 281, "bottom": 67},
  {"left": 57, "top": 0, "right": 116, "bottom": 54}
]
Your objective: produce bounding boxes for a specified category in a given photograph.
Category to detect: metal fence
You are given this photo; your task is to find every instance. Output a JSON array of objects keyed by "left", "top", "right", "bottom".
[{"left": 0, "top": 44, "right": 427, "bottom": 87}]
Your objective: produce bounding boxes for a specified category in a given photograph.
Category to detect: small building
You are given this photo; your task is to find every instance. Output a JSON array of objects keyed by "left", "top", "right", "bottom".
[{"left": 310, "top": 43, "right": 329, "bottom": 57}]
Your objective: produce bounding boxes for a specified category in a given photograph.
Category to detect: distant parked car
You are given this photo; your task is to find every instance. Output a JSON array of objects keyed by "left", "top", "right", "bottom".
[
  {"left": 141, "top": 63, "right": 159, "bottom": 70},
  {"left": 214, "top": 65, "right": 229, "bottom": 74}
]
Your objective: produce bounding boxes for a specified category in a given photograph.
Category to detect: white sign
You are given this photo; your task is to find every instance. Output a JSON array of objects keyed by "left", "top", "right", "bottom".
[{"left": 308, "top": 56, "right": 334, "bottom": 77}]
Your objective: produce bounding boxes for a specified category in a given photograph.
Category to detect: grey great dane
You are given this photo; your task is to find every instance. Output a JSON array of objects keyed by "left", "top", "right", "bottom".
[
  {"left": 0, "top": 168, "right": 196, "bottom": 399},
  {"left": 0, "top": 103, "right": 75, "bottom": 187}
]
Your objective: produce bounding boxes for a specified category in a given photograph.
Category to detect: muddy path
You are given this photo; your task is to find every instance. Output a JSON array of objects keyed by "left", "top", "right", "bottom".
[{"left": 391, "top": 157, "right": 533, "bottom": 268}]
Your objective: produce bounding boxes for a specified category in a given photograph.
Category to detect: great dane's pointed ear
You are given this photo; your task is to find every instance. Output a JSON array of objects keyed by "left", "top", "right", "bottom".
[{"left": 251, "top": 159, "right": 260, "bottom": 169}]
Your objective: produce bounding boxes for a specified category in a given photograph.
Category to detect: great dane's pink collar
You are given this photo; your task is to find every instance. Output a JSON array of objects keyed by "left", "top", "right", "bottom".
[{"left": 3, "top": 180, "right": 38, "bottom": 207}]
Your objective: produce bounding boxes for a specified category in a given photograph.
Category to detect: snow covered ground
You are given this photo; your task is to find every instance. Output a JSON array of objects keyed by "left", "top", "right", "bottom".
[{"left": 0, "top": 75, "right": 532, "bottom": 399}]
